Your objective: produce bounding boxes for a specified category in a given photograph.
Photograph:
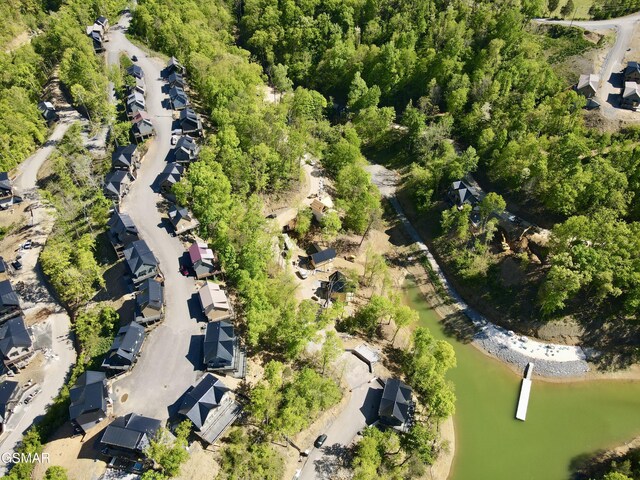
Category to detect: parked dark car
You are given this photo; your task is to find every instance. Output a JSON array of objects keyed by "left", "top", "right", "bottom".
[{"left": 314, "top": 434, "right": 327, "bottom": 448}]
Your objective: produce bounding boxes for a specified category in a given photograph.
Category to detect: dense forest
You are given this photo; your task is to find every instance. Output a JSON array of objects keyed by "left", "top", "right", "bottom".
[
  {"left": 234, "top": 0, "right": 640, "bottom": 336},
  {"left": 0, "top": 0, "right": 119, "bottom": 172}
]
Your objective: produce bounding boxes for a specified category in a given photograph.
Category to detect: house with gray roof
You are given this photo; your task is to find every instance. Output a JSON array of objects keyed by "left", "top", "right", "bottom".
[
  {"left": 168, "top": 205, "right": 200, "bottom": 235},
  {"left": 0, "top": 173, "right": 12, "bottom": 200},
  {"left": 0, "top": 280, "right": 21, "bottom": 322},
  {"left": 576, "top": 73, "right": 599, "bottom": 99},
  {"left": 0, "top": 316, "right": 33, "bottom": 371},
  {"left": 126, "top": 92, "right": 146, "bottom": 118},
  {"left": 324, "top": 271, "right": 355, "bottom": 304},
  {"left": 135, "top": 278, "right": 164, "bottom": 325},
  {"left": 103, "top": 170, "right": 132, "bottom": 203},
  {"left": 124, "top": 240, "right": 158, "bottom": 284},
  {"left": 203, "top": 321, "right": 245, "bottom": 378},
  {"left": 112, "top": 144, "right": 140, "bottom": 175},
  {"left": 378, "top": 378, "right": 413, "bottom": 431},
  {"left": 166, "top": 56, "right": 185, "bottom": 75},
  {"left": 0, "top": 381, "right": 20, "bottom": 431},
  {"left": 169, "top": 86, "right": 189, "bottom": 110},
  {"left": 622, "top": 81, "right": 640, "bottom": 110},
  {"left": 95, "top": 16, "right": 109, "bottom": 31},
  {"left": 69, "top": 371, "right": 108, "bottom": 434},
  {"left": 100, "top": 413, "right": 161, "bottom": 460},
  {"left": 179, "top": 108, "right": 203, "bottom": 136},
  {"left": 126, "top": 64, "right": 144, "bottom": 80},
  {"left": 128, "top": 76, "right": 146, "bottom": 96},
  {"left": 198, "top": 282, "right": 231, "bottom": 322},
  {"left": 178, "top": 374, "right": 241, "bottom": 444},
  {"left": 108, "top": 210, "right": 139, "bottom": 258},
  {"left": 310, "top": 248, "right": 336, "bottom": 269},
  {"left": 625, "top": 61, "right": 640, "bottom": 83},
  {"left": 132, "top": 111, "right": 154, "bottom": 139},
  {"left": 158, "top": 162, "right": 184, "bottom": 194},
  {"left": 88, "top": 29, "right": 104, "bottom": 52},
  {"left": 101, "top": 322, "right": 145, "bottom": 371},
  {"left": 447, "top": 180, "right": 479, "bottom": 208},
  {"left": 167, "top": 72, "right": 185, "bottom": 89},
  {"left": 173, "top": 136, "right": 199, "bottom": 164},
  {"left": 37, "top": 101, "right": 58, "bottom": 125}
]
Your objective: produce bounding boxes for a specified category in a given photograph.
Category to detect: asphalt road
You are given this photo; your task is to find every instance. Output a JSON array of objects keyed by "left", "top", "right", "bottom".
[
  {"left": 105, "top": 14, "right": 203, "bottom": 421},
  {"left": 537, "top": 12, "right": 640, "bottom": 119},
  {"left": 299, "top": 354, "right": 382, "bottom": 480}
]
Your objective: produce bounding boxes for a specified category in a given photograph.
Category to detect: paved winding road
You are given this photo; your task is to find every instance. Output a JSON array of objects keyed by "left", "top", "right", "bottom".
[
  {"left": 105, "top": 13, "right": 203, "bottom": 421},
  {"left": 537, "top": 12, "right": 640, "bottom": 119}
]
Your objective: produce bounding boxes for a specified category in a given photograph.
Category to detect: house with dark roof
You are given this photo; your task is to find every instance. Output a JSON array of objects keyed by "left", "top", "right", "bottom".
[
  {"left": 0, "top": 280, "right": 21, "bottom": 322},
  {"left": 167, "top": 72, "right": 185, "bottom": 89},
  {"left": 112, "top": 144, "right": 140, "bottom": 175},
  {"left": 88, "top": 30, "right": 104, "bottom": 52},
  {"left": 576, "top": 74, "right": 599, "bottom": 99},
  {"left": 132, "top": 111, "right": 154, "bottom": 139},
  {"left": 126, "top": 92, "right": 146, "bottom": 118},
  {"left": 621, "top": 81, "right": 640, "bottom": 110},
  {"left": 378, "top": 378, "right": 413, "bottom": 430},
  {"left": 189, "top": 241, "right": 216, "bottom": 279},
  {"left": 0, "top": 316, "right": 33, "bottom": 371},
  {"left": 135, "top": 278, "right": 164, "bottom": 325},
  {"left": 324, "top": 271, "right": 355, "bottom": 304},
  {"left": 95, "top": 16, "right": 109, "bottom": 31},
  {"left": 126, "top": 64, "right": 144, "bottom": 80},
  {"left": 0, "top": 173, "right": 12, "bottom": 200},
  {"left": 178, "top": 374, "right": 241, "bottom": 444},
  {"left": 108, "top": 210, "right": 139, "bottom": 258},
  {"left": 309, "top": 248, "right": 336, "bottom": 269},
  {"left": 103, "top": 170, "right": 132, "bottom": 203},
  {"left": 0, "top": 258, "right": 7, "bottom": 282},
  {"left": 173, "top": 136, "right": 199, "bottom": 164},
  {"left": 447, "top": 180, "right": 479, "bottom": 209},
  {"left": 102, "top": 322, "right": 145, "bottom": 371},
  {"left": 625, "top": 61, "right": 640, "bottom": 83},
  {"left": 169, "top": 86, "right": 189, "bottom": 110},
  {"left": 124, "top": 240, "right": 158, "bottom": 284},
  {"left": 69, "top": 371, "right": 108, "bottom": 434},
  {"left": 179, "top": 108, "right": 203, "bottom": 136},
  {"left": 203, "top": 321, "right": 245, "bottom": 378},
  {"left": 168, "top": 205, "right": 200, "bottom": 235},
  {"left": 158, "top": 162, "right": 184, "bottom": 194},
  {"left": 37, "top": 101, "right": 58, "bottom": 125},
  {"left": 166, "top": 56, "right": 185, "bottom": 75},
  {"left": 100, "top": 413, "right": 161, "bottom": 460},
  {"left": 198, "top": 282, "right": 231, "bottom": 322},
  {"left": 0, "top": 381, "right": 20, "bottom": 432}
]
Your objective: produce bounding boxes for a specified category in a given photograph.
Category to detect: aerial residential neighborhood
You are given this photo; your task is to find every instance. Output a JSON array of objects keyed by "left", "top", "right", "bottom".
[{"left": 1, "top": 1, "right": 640, "bottom": 480}]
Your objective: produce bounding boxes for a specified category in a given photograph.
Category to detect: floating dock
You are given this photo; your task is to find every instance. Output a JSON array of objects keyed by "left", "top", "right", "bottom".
[{"left": 516, "top": 362, "right": 534, "bottom": 421}]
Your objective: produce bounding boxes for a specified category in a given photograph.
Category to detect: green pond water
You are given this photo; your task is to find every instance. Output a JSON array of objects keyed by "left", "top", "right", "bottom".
[{"left": 404, "top": 281, "right": 640, "bottom": 480}]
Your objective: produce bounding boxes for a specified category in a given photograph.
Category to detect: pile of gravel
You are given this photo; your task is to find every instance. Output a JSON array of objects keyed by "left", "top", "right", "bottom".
[{"left": 473, "top": 334, "right": 590, "bottom": 378}]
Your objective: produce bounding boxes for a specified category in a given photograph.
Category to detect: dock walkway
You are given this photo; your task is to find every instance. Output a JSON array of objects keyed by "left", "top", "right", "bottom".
[{"left": 516, "top": 363, "right": 534, "bottom": 421}]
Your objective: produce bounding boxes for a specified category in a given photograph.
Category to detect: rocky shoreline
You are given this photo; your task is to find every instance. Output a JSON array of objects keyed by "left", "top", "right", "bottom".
[{"left": 472, "top": 334, "right": 590, "bottom": 377}]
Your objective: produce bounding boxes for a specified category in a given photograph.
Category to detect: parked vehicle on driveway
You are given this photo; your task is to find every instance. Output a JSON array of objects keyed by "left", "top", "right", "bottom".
[{"left": 314, "top": 434, "right": 327, "bottom": 448}]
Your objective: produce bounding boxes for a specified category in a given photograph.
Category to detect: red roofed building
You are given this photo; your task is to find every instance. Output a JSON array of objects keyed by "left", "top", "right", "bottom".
[{"left": 189, "top": 241, "right": 217, "bottom": 279}]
